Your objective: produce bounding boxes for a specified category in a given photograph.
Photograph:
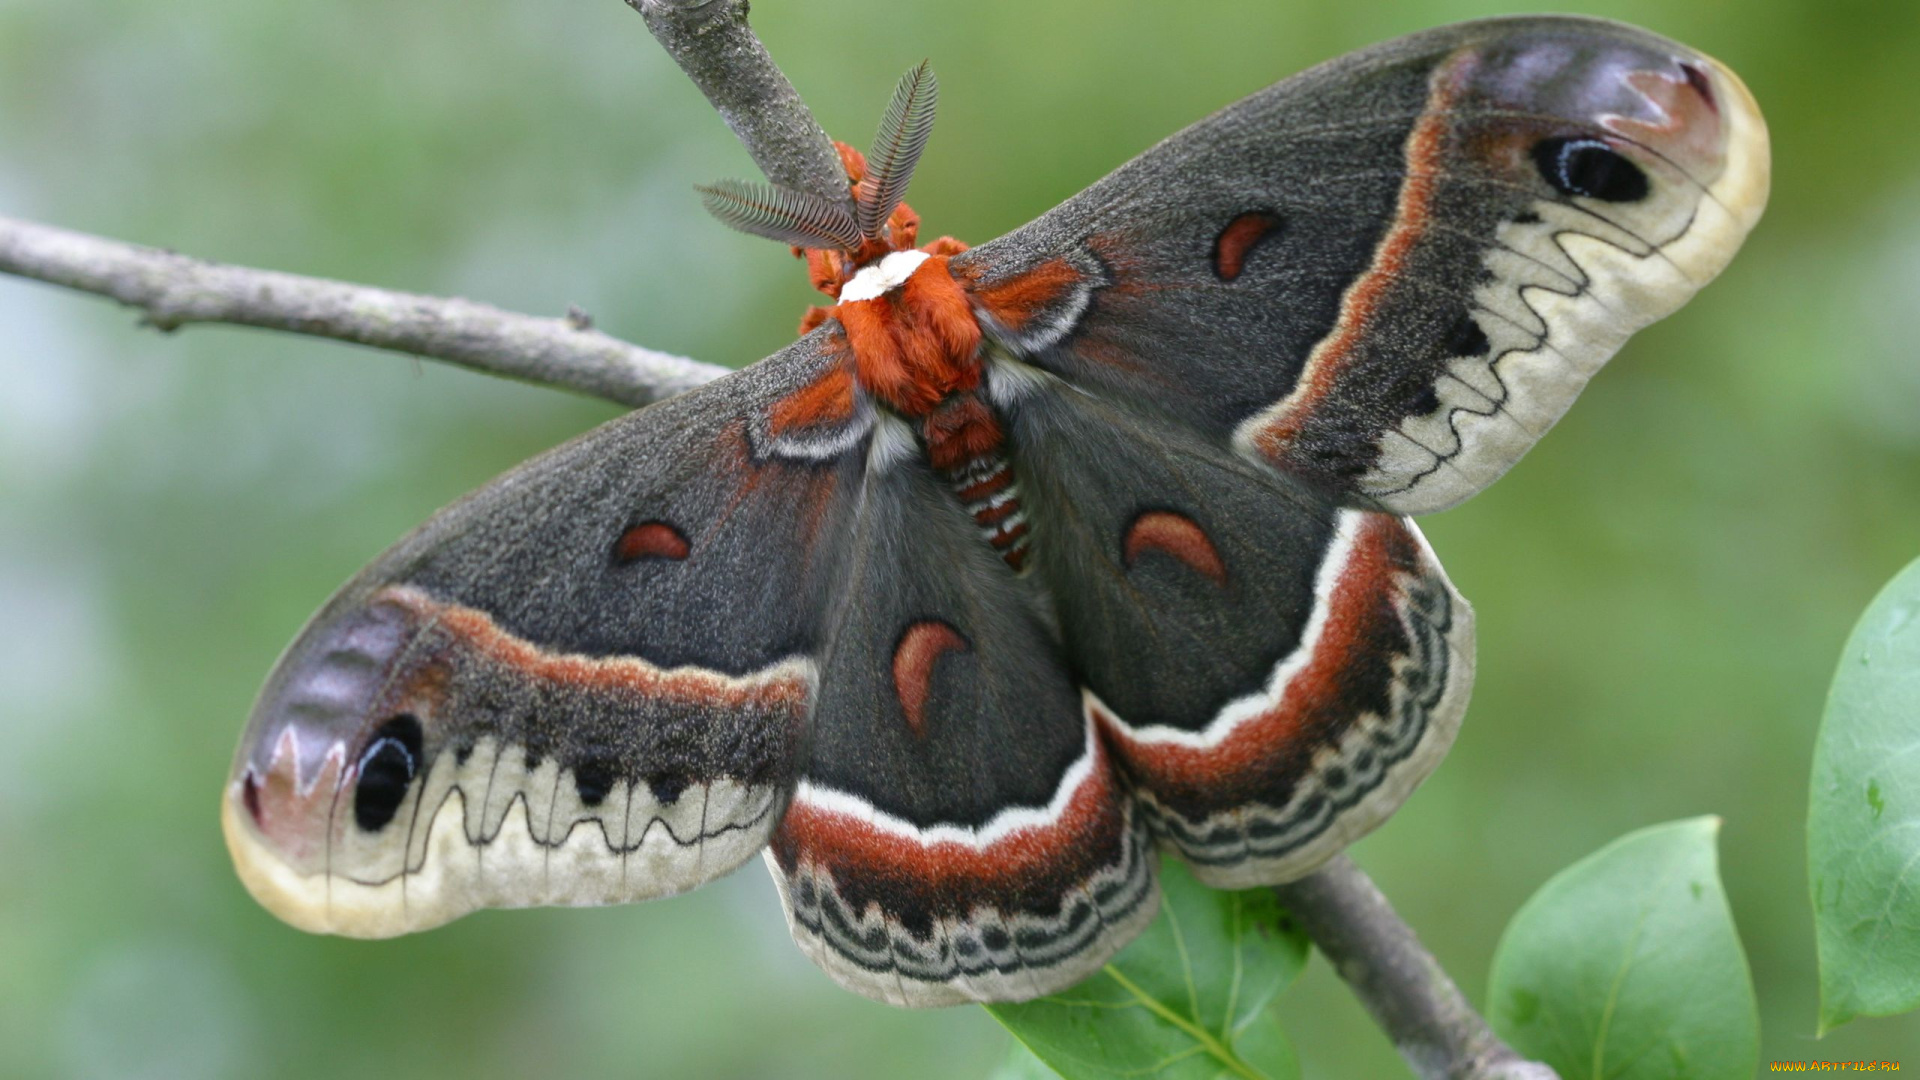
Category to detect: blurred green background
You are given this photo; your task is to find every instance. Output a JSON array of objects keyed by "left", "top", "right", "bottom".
[{"left": 1, "top": 0, "right": 1915, "bottom": 1076}]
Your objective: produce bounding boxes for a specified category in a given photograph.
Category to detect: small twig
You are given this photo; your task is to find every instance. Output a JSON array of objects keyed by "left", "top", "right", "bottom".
[
  {"left": 1274, "top": 857, "right": 1559, "bottom": 1080},
  {"left": 628, "top": 0, "right": 853, "bottom": 214},
  {"left": 0, "top": 215, "right": 727, "bottom": 408}
]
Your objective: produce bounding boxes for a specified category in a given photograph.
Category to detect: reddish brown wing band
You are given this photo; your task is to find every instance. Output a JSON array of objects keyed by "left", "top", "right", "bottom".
[{"left": 771, "top": 716, "right": 1157, "bottom": 1005}]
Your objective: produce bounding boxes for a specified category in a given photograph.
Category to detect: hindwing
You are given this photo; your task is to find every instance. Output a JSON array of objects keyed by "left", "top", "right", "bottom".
[
  {"left": 769, "top": 439, "right": 1157, "bottom": 1006},
  {"left": 1000, "top": 372, "right": 1473, "bottom": 885}
]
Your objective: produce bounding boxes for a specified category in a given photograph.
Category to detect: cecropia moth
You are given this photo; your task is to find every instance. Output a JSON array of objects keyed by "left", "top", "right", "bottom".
[{"left": 222, "top": 16, "right": 1768, "bottom": 1007}]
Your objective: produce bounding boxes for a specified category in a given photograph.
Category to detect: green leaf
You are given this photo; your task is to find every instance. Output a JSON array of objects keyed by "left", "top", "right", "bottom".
[
  {"left": 1810, "top": 554, "right": 1920, "bottom": 1031},
  {"left": 985, "top": 857, "right": 1309, "bottom": 1080},
  {"left": 990, "top": 1040, "right": 1063, "bottom": 1080},
  {"left": 1488, "top": 817, "right": 1758, "bottom": 1080}
]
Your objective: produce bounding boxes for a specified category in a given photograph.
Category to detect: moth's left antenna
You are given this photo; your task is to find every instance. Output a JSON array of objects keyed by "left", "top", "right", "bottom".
[{"left": 696, "top": 179, "right": 864, "bottom": 252}]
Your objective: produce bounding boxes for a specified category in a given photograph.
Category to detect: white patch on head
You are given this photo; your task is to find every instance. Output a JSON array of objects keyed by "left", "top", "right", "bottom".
[{"left": 838, "top": 249, "right": 930, "bottom": 303}]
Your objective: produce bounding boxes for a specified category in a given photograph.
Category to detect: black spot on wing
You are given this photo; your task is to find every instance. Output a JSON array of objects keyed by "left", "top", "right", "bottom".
[
  {"left": 1444, "top": 312, "right": 1491, "bottom": 359},
  {"left": 354, "top": 713, "right": 423, "bottom": 832},
  {"left": 1532, "top": 137, "right": 1649, "bottom": 203},
  {"left": 648, "top": 772, "right": 689, "bottom": 805},
  {"left": 573, "top": 758, "right": 617, "bottom": 807}
]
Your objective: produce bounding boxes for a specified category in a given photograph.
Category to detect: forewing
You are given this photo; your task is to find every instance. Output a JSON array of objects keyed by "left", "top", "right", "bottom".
[
  {"left": 956, "top": 15, "right": 1768, "bottom": 513},
  {"left": 767, "top": 434, "right": 1157, "bottom": 1006},
  {"left": 1001, "top": 370, "right": 1473, "bottom": 886},
  {"left": 224, "top": 330, "right": 876, "bottom": 937}
]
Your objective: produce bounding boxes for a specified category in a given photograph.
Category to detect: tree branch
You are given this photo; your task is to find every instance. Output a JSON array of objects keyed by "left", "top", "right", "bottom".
[
  {"left": 0, "top": 214, "right": 728, "bottom": 408},
  {"left": 629, "top": 0, "right": 854, "bottom": 213},
  {"left": 1274, "top": 857, "right": 1559, "bottom": 1080}
]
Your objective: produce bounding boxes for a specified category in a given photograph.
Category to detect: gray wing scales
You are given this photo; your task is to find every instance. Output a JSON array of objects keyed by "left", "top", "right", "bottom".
[
  {"left": 224, "top": 330, "right": 874, "bottom": 937},
  {"left": 958, "top": 15, "right": 1767, "bottom": 514}
]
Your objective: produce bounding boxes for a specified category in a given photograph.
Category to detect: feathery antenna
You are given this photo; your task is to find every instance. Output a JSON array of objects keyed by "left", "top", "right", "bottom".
[
  {"left": 695, "top": 179, "right": 864, "bottom": 252},
  {"left": 856, "top": 61, "right": 938, "bottom": 240}
]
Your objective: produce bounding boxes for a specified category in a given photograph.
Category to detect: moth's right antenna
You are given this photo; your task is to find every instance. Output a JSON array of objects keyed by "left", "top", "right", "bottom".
[{"left": 856, "top": 61, "right": 937, "bottom": 240}]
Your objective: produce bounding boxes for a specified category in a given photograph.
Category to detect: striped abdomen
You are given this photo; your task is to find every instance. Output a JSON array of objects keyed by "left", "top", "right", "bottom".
[
  {"left": 917, "top": 390, "right": 1032, "bottom": 573},
  {"left": 944, "top": 451, "right": 1031, "bottom": 571}
]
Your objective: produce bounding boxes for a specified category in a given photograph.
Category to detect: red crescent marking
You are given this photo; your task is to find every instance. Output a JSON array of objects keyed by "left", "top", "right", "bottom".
[
  {"left": 891, "top": 620, "right": 969, "bottom": 737},
  {"left": 1123, "top": 511, "right": 1227, "bottom": 586},
  {"left": 1251, "top": 56, "right": 1469, "bottom": 461},
  {"left": 1096, "top": 515, "right": 1415, "bottom": 800},
  {"left": 615, "top": 521, "right": 690, "bottom": 562},
  {"left": 1213, "top": 212, "right": 1283, "bottom": 281}
]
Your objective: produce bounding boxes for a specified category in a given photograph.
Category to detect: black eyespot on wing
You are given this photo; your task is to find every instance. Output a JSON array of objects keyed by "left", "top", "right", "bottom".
[
  {"left": 573, "top": 758, "right": 617, "bottom": 808},
  {"left": 353, "top": 714, "right": 424, "bottom": 832},
  {"left": 1533, "top": 138, "right": 1649, "bottom": 202}
]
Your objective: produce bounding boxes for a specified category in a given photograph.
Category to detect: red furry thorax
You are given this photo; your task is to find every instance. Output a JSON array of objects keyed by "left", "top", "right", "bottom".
[
  {"left": 837, "top": 255, "right": 982, "bottom": 417},
  {"left": 794, "top": 140, "right": 979, "bottom": 419}
]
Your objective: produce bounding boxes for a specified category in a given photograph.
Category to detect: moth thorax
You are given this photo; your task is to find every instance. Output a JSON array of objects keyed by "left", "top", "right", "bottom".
[{"left": 839, "top": 250, "right": 930, "bottom": 302}]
